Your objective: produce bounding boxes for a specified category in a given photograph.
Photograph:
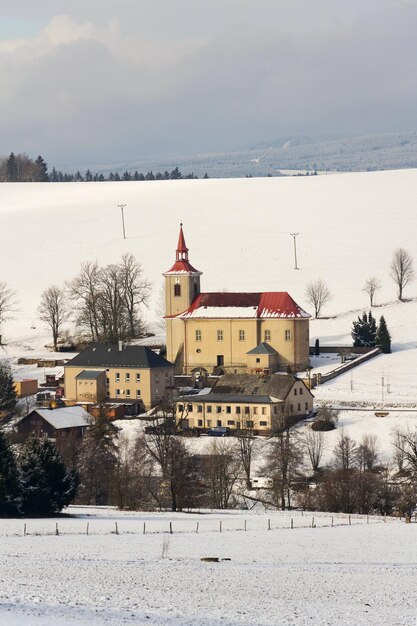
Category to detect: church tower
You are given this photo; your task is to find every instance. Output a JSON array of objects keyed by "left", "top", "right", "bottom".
[
  {"left": 163, "top": 224, "right": 201, "bottom": 317},
  {"left": 164, "top": 225, "right": 201, "bottom": 368}
]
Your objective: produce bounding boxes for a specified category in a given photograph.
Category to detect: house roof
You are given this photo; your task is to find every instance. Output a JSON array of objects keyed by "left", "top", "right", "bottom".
[
  {"left": 66, "top": 344, "right": 173, "bottom": 369},
  {"left": 75, "top": 370, "right": 105, "bottom": 380},
  {"left": 172, "top": 292, "right": 310, "bottom": 319},
  {"left": 164, "top": 224, "right": 202, "bottom": 275},
  {"left": 22, "top": 406, "right": 92, "bottom": 430},
  {"left": 212, "top": 372, "right": 303, "bottom": 401},
  {"left": 246, "top": 342, "right": 278, "bottom": 355}
]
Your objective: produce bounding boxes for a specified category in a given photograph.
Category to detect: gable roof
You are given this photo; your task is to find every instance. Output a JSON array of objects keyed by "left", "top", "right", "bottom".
[
  {"left": 180, "top": 393, "right": 276, "bottom": 404},
  {"left": 66, "top": 344, "right": 173, "bottom": 369},
  {"left": 75, "top": 370, "right": 105, "bottom": 380},
  {"left": 173, "top": 292, "right": 310, "bottom": 319},
  {"left": 246, "top": 342, "right": 278, "bottom": 355},
  {"left": 212, "top": 373, "right": 302, "bottom": 401},
  {"left": 22, "top": 406, "right": 92, "bottom": 430}
]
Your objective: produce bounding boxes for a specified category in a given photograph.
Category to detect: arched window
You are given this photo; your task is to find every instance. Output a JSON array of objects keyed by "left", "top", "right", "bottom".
[{"left": 174, "top": 284, "right": 181, "bottom": 297}]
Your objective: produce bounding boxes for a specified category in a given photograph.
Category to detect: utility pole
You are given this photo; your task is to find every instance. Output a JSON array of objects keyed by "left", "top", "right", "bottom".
[
  {"left": 381, "top": 375, "right": 384, "bottom": 402},
  {"left": 118, "top": 204, "right": 126, "bottom": 239},
  {"left": 290, "top": 233, "right": 299, "bottom": 270}
]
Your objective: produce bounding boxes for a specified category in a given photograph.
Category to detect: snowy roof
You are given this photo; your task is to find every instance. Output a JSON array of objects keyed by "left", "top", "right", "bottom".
[
  {"left": 179, "top": 393, "right": 277, "bottom": 404},
  {"left": 23, "top": 406, "right": 92, "bottom": 430},
  {"left": 174, "top": 292, "right": 310, "bottom": 319},
  {"left": 66, "top": 344, "right": 173, "bottom": 369}
]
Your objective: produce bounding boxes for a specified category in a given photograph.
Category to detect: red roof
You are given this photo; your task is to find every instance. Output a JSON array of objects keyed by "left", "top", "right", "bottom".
[
  {"left": 170, "top": 292, "right": 310, "bottom": 319},
  {"left": 176, "top": 224, "right": 188, "bottom": 253},
  {"left": 164, "top": 224, "right": 202, "bottom": 275}
]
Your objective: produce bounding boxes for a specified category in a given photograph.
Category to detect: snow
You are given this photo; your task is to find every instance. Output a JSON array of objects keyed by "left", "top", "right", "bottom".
[{"left": 0, "top": 507, "right": 415, "bottom": 625}]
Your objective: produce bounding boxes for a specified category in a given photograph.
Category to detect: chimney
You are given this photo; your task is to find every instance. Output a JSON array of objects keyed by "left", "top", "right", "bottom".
[{"left": 118, "top": 341, "right": 123, "bottom": 352}]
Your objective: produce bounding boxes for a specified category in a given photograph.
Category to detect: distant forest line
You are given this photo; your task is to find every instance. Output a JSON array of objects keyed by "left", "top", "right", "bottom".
[{"left": 0, "top": 153, "right": 208, "bottom": 183}]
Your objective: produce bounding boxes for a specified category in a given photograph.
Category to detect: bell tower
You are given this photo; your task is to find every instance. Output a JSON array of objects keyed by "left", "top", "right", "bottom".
[{"left": 163, "top": 224, "right": 202, "bottom": 317}]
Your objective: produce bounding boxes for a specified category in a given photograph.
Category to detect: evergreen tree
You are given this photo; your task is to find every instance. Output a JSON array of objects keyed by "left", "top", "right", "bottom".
[
  {"left": 18, "top": 438, "right": 78, "bottom": 515},
  {"left": 351, "top": 311, "right": 377, "bottom": 347},
  {"left": 85, "top": 169, "right": 93, "bottom": 182},
  {"left": 170, "top": 166, "right": 182, "bottom": 179},
  {"left": 0, "top": 366, "right": 17, "bottom": 420},
  {"left": 0, "top": 431, "right": 20, "bottom": 511},
  {"left": 34, "top": 155, "right": 49, "bottom": 182},
  {"left": 376, "top": 316, "right": 391, "bottom": 353},
  {"left": 6, "top": 153, "right": 18, "bottom": 182},
  {"left": 114, "top": 172, "right": 121, "bottom": 181},
  {"left": 314, "top": 338, "right": 320, "bottom": 356},
  {"left": 50, "top": 167, "right": 59, "bottom": 182}
]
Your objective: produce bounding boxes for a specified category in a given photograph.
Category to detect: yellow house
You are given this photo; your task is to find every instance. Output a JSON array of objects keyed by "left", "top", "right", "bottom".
[
  {"left": 64, "top": 343, "right": 175, "bottom": 411},
  {"left": 164, "top": 225, "right": 311, "bottom": 374},
  {"left": 176, "top": 372, "right": 314, "bottom": 435}
]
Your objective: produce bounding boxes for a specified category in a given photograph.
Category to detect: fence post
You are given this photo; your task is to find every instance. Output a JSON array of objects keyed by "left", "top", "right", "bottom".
[
  {"left": 196, "top": 521, "right": 199, "bottom": 534},
  {"left": 115, "top": 522, "right": 119, "bottom": 535},
  {"left": 244, "top": 519, "right": 247, "bottom": 532},
  {"left": 86, "top": 523, "right": 89, "bottom": 536},
  {"left": 384, "top": 513, "right": 387, "bottom": 524},
  {"left": 143, "top": 522, "right": 146, "bottom": 535},
  {"left": 170, "top": 522, "right": 173, "bottom": 535},
  {"left": 367, "top": 515, "right": 369, "bottom": 525},
  {"left": 312, "top": 517, "right": 315, "bottom": 528},
  {"left": 219, "top": 521, "right": 222, "bottom": 533},
  {"left": 55, "top": 523, "right": 59, "bottom": 536},
  {"left": 268, "top": 518, "right": 271, "bottom": 531},
  {"left": 349, "top": 515, "right": 351, "bottom": 526},
  {"left": 23, "top": 523, "right": 27, "bottom": 537},
  {"left": 291, "top": 518, "right": 293, "bottom": 529},
  {"left": 331, "top": 516, "right": 334, "bottom": 527}
]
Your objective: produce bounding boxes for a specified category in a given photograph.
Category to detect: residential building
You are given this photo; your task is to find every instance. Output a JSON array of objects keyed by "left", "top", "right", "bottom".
[
  {"left": 64, "top": 343, "right": 174, "bottom": 411},
  {"left": 164, "top": 225, "right": 310, "bottom": 374},
  {"left": 16, "top": 405, "right": 91, "bottom": 441}
]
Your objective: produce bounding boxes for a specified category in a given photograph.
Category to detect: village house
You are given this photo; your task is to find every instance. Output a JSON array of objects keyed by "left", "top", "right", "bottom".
[
  {"left": 164, "top": 225, "right": 311, "bottom": 375},
  {"left": 16, "top": 405, "right": 91, "bottom": 442},
  {"left": 176, "top": 372, "right": 314, "bottom": 435},
  {"left": 64, "top": 343, "right": 175, "bottom": 411}
]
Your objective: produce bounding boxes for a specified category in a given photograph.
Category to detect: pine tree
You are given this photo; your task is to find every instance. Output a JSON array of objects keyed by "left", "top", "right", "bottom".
[
  {"left": 314, "top": 338, "right": 320, "bottom": 356},
  {"left": 0, "top": 366, "right": 17, "bottom": 420},
  {"left": 18, "top": 438, "right": 78, "bottom": 515},
  {"left": 376, "top": 316, "right": 391, "bottom": 353},
  {"left": 34, "top": 155, "right": 49, "bottom": 182},
  {"left": 351, "top": 311, "right": 377, "bottom": 347},
  {"left": 6, "top": 153, "right": 18, "bottom": 182},
  {"left": 0, "top": 431, "right": 20, "bottom": 512}
]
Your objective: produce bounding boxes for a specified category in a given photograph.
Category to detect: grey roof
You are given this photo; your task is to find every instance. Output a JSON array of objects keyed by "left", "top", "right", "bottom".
[
  {"left": 23, "top": 406, "right": 92, "bottom": 430},
  {"left": 75, "top": 370, "right": 105, "bottom": 380},
  {"left": 246, "top": 342, "right": 278, "bottom": 355},
  {"left": 66, "top": 343, "right": 173, "bottom": 369},
  {"left": 212, "top": 372, "right": 301, "bottom": 401},
  {"left": 179, "top": 393, "right": 276, "bottom": 404}
]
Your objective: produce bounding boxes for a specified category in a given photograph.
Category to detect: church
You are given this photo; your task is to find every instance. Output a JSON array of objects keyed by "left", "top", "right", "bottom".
[{"left": 164, "top": 225, "right": 311, "bottom": 375}]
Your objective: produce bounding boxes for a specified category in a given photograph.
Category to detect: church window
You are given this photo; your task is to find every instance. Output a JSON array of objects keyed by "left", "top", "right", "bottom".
[
  {"left": 217, "top": 330, "right": 223, "bottom": 341},
  {"left": 174, "top": 284, "right": 181, "bottom": 297},
  {"left": 195, "top": 330, "right": 202, "bottom": 341},
  {"left": 264, "top": 330, "right": 271, "bottom": 341},
  {"left": 239, "top": 330, "right": 245, "bottom": 341}
]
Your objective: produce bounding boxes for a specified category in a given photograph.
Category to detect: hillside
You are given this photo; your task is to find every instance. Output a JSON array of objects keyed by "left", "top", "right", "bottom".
[{"left": 83, "top": 131, "right": 417, "bottom": 178}]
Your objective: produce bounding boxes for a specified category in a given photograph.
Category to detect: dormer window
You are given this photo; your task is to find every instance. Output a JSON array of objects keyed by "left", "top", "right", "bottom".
[{"left": 174, "top": 284, "right": 181, "bottom": 297}]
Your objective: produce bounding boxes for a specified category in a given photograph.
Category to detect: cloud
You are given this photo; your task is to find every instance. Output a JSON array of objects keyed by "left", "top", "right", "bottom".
[{"left": 0, "top": 3, "right": 416, "bottom": 166}]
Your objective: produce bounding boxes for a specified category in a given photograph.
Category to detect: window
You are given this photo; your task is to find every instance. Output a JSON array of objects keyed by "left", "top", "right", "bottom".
[
  {"left": 116, "top": 389, "right": 121, "bottom": 397},
  {"left": 253, "top": 407, "right": 258, "bottom": 415},
  {"left": 244, "top": 406, "right": 250, "bottom": 415},
  {"left": 246, "top": 421, "right": 254, "bottom": 428},
  {"left": 260, "top": 421, "right": 268, "bottom": 427},
  {"left": 236, "top": 406, "right": 241, "bottom": 414},
  {"left": 262, "top": 407, "right": 266, "bottom": 415},
  {"left": 155, "top": 389, "right": 159, "bottom": 396},
  {"left": 239, "top": 330, "right": 245, "bottom": 341},
  {"left": 216, "top": 406, "right": 221, "bottom": 414},
  {"left": 178, "top": 403, "right": 183, "bottom": 412},
  {"left": 227, "top": 420, "right": 235, "bottom": 426},
  {"left": 115, "top": 372, "right": 120, "bottom": 382},
  {"left": 125, "top": 373, "right": 130, "bottom": 382},
  {"left": 197, "top": 405, "right": 203, "bottom": 413},
  {"left": 305, "top": 402, "right": 309, "bottom": 410},
  {"left": 136, "top": 373, "right": 141, "bottom": 383},
  {"left": 217, "top": 330, "right": 223, "bottom": 341},
  {"left": 264, "top": 330, "right": 271, "bottom": 342},
  {"left": 216, "top": 420, "right": 222, "bottom": 427},
  {"left": 298, "top": 403, "right": 301, "bottom": 411},
  {"left": 207, "top": 420, "right": 211, "bottom": 426},
  {"left": 155, "top": 376, "right": 159, "bottom": 383},
  {"left": 136, "top": 389, "right": 141, "bottom": 398},
  {"left": 198, "top": 419, "right": 203, "bottom": 427},
  {"left": 226, "top": 406, "right": 231, "bottom": 414},
  {"left": 195, "top": 330, "right": 202, "bottom": 341},
  {"left": 174, "top": 284, "right": 181, "bottom": 297},
  {"left": 256, "top": 358, "right": 260, "bottom": 363},
  {"left": 274, "top": 406, "right": 278, "bottom": 414},
  {"left": 207, "top": 406, "right": 212, "bottom": 413},
  {"left": 126, "top": 389, "right": 131, "bottom": 398},
  {"left": 300, "top": 387, "right": 303, "bottom": 395},
  {"left": 187, "top": 404, "right": 193, "bottom": 412},
  {"left": 294, "top": 388, "right": 297, "bottom": 396},
  {"left": 290, "top": 404, "right": 293, "bottom": 412},
  {"left": 285, "top": 330, "right": 291, "bottom": 341},
  {"left": 106, "top": 377, "right": 109, "bottom": 386}
]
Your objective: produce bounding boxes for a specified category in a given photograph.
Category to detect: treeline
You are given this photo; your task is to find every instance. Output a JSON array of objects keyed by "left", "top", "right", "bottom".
[{"left": 0, "top": 153, "right": 208, "bottom": 183}]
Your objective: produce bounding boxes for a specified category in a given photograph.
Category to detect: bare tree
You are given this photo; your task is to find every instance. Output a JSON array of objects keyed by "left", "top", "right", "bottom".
[
  {"left": 300, "top": 427, "right": 325, "bottom": 472},
  {"left": 357, "top": 434, "right": 379, "bottom": 471},
  {"left": 205, "top": 440, "right": 241, "bottom": 509},
  {"left": 266, "top": 419, "right": 303, "bottom": 509},
  {"left": 390, "top": 248, "right": 415, "bottom": 301},
  {"left": 236, "top": 425, "right": 257, "bottom": 489},
  {"left": 67, "top": 261, "right": 102, "bottom": 341},
  {"left": 38, "top": 285, "right": 70, "bottom": 351},
  {"left": 119, "top": 253, "right": 151, "bottom": 338},
  {"left": 305, "top": 278, "right": 332, "bottom": 318},
  {"left": 392, "top": 426, "right": 417, "bottom": 474},
  {"left": 362, "top": 277, "right": 381, "bottom": 307},
  {"left": 0, "top": 281, "right": 16, "bottom": 330},
  {"left": 332, "top": 430, "right": 357, "bottom": 470}
]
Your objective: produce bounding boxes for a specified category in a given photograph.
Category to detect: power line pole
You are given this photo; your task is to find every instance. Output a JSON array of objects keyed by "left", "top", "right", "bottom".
[
  {"left": 117, "top": 204, "right": 126, "bottom": 239},
  {"left": 290, "top": 233, "right": 299, "bottom": 270}
]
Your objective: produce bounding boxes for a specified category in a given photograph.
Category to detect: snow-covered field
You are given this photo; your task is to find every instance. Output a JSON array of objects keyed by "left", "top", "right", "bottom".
[
  {"left": 1, "top": 170, "right": 417, "bottom": 452},
  {"left": 0, "top": 507, "right": 415, "bottom": 626}
]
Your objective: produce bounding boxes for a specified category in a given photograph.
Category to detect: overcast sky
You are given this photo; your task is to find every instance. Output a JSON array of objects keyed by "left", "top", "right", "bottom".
[{"left": 1, "top": 0, "right": 417, "bottom": 167}]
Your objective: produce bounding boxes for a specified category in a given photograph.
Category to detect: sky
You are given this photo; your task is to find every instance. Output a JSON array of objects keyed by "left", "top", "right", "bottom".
[{"left": 0, "top": 0, "right": 417, "bottom": 168}]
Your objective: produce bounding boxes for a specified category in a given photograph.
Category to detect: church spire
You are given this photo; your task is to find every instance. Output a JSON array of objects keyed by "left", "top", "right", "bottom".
[
  {"left": 176, "top": 223, "right": 189, "bottom": 260},
  {"left": 164, "top": 224, "right": 202, "bottom": 276}
]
